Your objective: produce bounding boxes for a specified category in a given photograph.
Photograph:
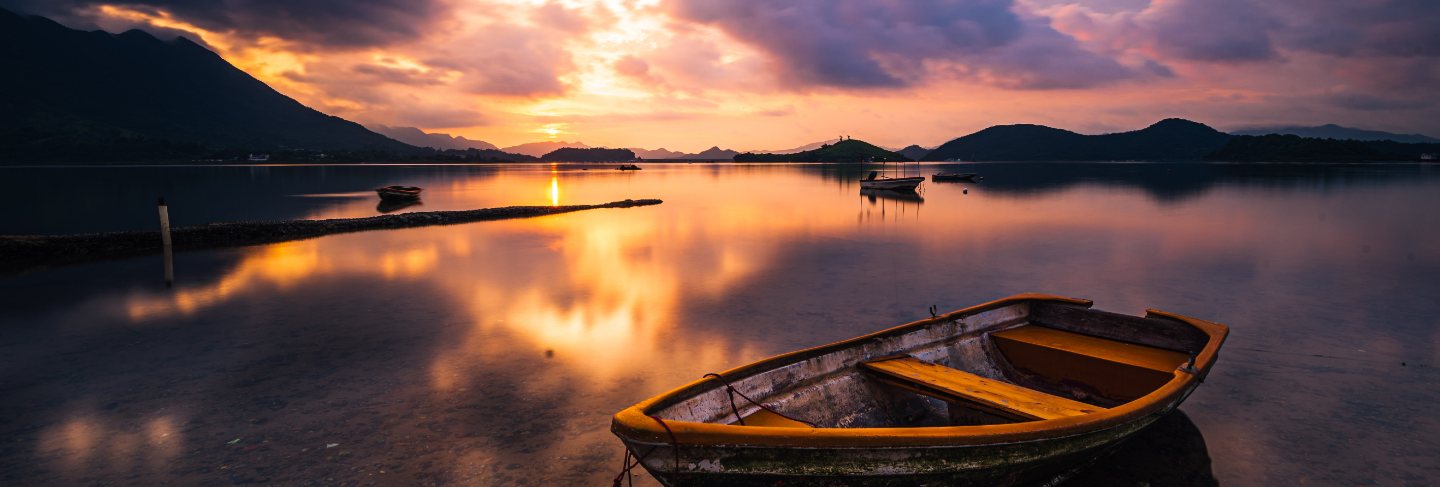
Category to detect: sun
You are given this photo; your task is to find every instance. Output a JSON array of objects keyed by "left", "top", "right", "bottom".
[{"left": 538, "top": 123, "right": 567, "bottom": 139}]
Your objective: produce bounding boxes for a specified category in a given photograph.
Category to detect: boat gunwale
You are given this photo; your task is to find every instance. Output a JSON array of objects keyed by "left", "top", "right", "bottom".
[{"left": 611, "top": 293, "right": 1228, "bottom": 448}]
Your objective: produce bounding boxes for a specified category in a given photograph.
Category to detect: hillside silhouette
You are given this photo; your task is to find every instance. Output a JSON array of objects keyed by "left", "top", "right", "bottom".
[
  {"left": 0, "top": 8, "right": 414, "bottom": 162},
  {"left": 923, "top": 119, "right": 1232, "bottom": 162}
]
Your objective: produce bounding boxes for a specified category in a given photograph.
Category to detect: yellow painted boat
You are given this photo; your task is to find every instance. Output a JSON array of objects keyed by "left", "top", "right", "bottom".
[{"left": 611, "top": 294, "right": 1228, "bottom": 486}]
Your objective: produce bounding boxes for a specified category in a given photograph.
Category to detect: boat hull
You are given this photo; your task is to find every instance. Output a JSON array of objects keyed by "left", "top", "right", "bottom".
[
  {"left": 621, "top": 389, "right": 1186, "bottom": 486},
  {"left": 376, "top": 186, "right": 422, "bottom": 200},
  {"left": 859, "top": 177, "right": 925, "bottom": 190},
  {"left": 612, "top": 294, "right": 1227, "bottom": 486}
]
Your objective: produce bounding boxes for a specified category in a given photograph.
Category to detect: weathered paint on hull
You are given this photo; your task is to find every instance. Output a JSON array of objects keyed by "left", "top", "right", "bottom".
[{"left": 623, "top": 402, "right": 1177, "bottom": 486}]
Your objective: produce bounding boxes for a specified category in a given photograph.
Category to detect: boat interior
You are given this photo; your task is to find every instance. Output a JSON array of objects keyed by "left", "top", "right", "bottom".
[{"left": 651, "top": 300, "right": 1212, "bottom": 429}]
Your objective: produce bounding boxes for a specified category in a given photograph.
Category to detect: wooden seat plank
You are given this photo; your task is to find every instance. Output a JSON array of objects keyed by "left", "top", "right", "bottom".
[
  {"left": 860, "top": 356, "right": 1101, "bottom": 421},
  {"left": 991, "top": 326, "right": 1189, "bottom": 373},
  {"left": 734, "top": 409, "right": 811, "bottom": 428}
]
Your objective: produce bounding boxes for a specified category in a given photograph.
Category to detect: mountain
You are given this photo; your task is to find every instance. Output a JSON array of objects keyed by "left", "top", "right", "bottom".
[
  {"left": 1232, "top": 124, "right": 1439, "bottom": 144},
  {"left": 630, "top": 146, "right": 740, "bottom": 160},
  {"left": 750, "top": 138, "right": 842, "bottom": 154},
  {"left": 539, "top": 147, "right": 635, "bottom": 162},
  {"left": 923, "top": 119, "right": 1232, "bottom": 162},
  {"left": 896, "top": 145, "right": 931, "bottom": 161},
  {"left": 630, "top": 147, "right": 688, "bottom": 159},
  {"left": 502, "top": 141, "right": 589, "bottom": 157},
  {"left": 734, "top": 139, "right": 907, "bottom": 162},
  {"left": 0, "top": 8, "right": 414, "bottom": 162},
  {"left": 693, "top": 146, "right": 739, "bottom": 160},
  {"left": 367, "top": 125, "right": 498, "bottom": 150}
]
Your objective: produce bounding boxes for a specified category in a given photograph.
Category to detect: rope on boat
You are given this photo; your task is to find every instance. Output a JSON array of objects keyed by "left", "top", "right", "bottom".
[
  {"left": 611, "top": 417, "right": 679, "bottom": 486},
  {"left": 703, "top": 373, "right": 819, "bottom": 428},
  {"left": 652, "top": 415, "right": 682, "bottom": 473},
  {"left": 612, "top": 445, "right": 658, "bottom": 487}
]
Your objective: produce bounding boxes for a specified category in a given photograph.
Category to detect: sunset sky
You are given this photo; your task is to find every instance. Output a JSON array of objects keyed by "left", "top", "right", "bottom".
[{"left": 5, "top": 0, "right": 1438, "bottom": 151}]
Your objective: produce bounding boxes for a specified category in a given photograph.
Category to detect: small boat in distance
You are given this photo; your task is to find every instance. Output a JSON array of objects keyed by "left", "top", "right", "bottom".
[
  {"left": 375, "top": 185, "right": 422, "bottom": 200},
  {"left": 247, "top": 153, "right": 270, "bottom": 162},
  {"left": 859, "top": 171, "right": 924, "bottom": 190},
  {"left": 618, "top": 164, "right": 642, "bottom": 171},
  {"left": 932, "top": 172, "right": 977, "bottom": 182},
  {"left": 611, "top": 294, "right": 1228, "bottom": 486}
]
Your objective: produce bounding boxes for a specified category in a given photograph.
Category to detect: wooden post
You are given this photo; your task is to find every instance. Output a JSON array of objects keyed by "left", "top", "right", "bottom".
[
  {"left": 159, "top": 198, "right": 173, "bottom": 287},
  {"left": 157, "top": 197, "right": 172, "bottom": 247},
  {"left": 163, "top": 244, "right": 174, "bottom": 288}
]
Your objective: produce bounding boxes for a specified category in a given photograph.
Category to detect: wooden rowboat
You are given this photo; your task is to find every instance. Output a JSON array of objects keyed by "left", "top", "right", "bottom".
[
  {"left": 376, "top": 185, "right": 422, "bottom": 200},
  {"left": 611, "top": 294, "right": 1227, "bottom": 486}
]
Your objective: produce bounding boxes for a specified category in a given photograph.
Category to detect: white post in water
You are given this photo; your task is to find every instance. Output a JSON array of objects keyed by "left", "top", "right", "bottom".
[{"left": 158, "top": 197, "right": 173, "bottom": 287}]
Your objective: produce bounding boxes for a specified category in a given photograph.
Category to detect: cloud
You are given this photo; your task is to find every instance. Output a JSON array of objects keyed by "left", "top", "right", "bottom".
[
  {"left": 668, "top": 0, "right": 1136, "bottom": 90},
  {"left": 1045, "top": 0, "right": 1280, "bottom": 64},
  {"left": 0, "top": 0, "right": 446, "bottom": 48},
  {"left": 437, "top": 24, "right": 573, "bottom": 97},
  {"left": 967, "top": 15, "right": 1137, "bottom": 88},
  {"left": 1048, "top": 0, "right": 1440, "bottom": 64},
  {"left": 349, "top": 63, "right": 447, "bottom": 86},
  {"left": 1141, "top": 0, "right": 1280, "bottom": 62},
  {"left": 1278, "top": 0, "right": 1440, "bottom": 58},
  {"left": 530, "top": 2, "right": 604, "bottom": 32},
  {"left": 1327, "top": 92, "right": 1432, "bottom": 112}
]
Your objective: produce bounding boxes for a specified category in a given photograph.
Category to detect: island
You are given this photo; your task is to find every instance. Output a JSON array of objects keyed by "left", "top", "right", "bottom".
[
  {"left": 733, "top": 139, "right": 908, "bottom": 162},
  {"left": 539, "top": 147, "right": 637, "bottom": 162}
]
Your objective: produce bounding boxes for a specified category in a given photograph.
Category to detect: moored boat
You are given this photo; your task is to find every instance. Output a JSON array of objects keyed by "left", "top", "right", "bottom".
[
  {"left": 859, "top": 171, "right": 924, "bottom": 190},
  {"left": 611, "top": 294, "right": 1228, "bottom": 486},
  {"left": 375, "top": 185, "right": 422, "bottom": 200},
  {"left": 932, "top": 172, "right": 977, "bottom": 182},
  {"left": 618, "top": 164, "right": 643, "bottom": 171}
]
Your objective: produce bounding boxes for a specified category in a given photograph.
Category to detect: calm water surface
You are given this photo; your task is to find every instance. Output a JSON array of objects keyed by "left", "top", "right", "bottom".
[{"left": 1, "top": 162, "right": 1438, "bottom": 485}]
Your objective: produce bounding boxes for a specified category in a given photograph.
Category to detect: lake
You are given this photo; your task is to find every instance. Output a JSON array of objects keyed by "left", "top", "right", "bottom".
[{"left": 1, "top": 162, "right": 1438, "bottom": 485}]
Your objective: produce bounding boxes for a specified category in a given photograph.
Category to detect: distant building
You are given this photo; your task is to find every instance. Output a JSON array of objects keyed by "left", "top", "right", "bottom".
[{"left": 248, "top": 153, "right": 270, "bottom": 162}]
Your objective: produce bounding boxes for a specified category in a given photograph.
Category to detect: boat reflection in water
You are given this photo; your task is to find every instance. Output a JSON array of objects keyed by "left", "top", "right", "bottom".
[
  {"left": 860, "top": 187, "right": 924, "bottom": 203},
  {"left": 859, "top": 187, "right": 923, "bottom": 223},
  {"left": 376, "top": 198, "right": 423, "bottom": 213},
  {"left": 1069, "top": 410, "right": 1217, "bottom": 486}
]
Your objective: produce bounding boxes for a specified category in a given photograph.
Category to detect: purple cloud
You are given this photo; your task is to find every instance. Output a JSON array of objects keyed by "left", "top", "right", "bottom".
[
  {"left": 0, "top": 0, "right": 445, "bottom": 48},
  {"left": 1141, "top": 0, "right": 1280, "bottom": 62},
  {"left": 668, "top": 0, "right": 1135, "bottom": 89}
]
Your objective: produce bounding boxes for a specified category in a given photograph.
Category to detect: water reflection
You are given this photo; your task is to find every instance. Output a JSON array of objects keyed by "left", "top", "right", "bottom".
[
  {"left": 376, "top": 198, "right": 423, "bottom": 213},
  {"left": 36, "top": 413, "right": 184, "bottom": 479},
  {"left": 1, "top": 163, "right": 1438, "bottom": 485},
  {"left": 1069, "top": 410, "right": 1216, "bottom": 486},
  {"left": 860, "top": 187, "right": 925, "bottom": 203}
]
